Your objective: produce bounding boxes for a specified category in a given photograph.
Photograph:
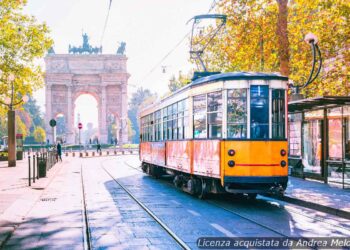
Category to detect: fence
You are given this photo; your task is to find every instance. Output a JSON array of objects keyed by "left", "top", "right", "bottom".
[{"left": 27, "top": 151, "right": 58, "bottom": 187}]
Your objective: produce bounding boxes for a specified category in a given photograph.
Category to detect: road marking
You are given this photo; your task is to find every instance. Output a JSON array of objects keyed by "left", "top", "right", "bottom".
[
  {"left": 187, "top": 209, "right": 201, "bottom": 217},
  {"left": 210, "top": 223, "right": 235, "bottom": 237}
]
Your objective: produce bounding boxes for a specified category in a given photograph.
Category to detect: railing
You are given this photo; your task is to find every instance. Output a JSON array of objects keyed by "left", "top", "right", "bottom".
[{"left": 27, "top": 151, "right": 58, "bottom": 187}]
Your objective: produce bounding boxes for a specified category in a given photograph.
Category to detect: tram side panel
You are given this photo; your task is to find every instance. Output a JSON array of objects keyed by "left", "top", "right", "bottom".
[
  {"left": 151, "top": 142, "right": 166, "bottom": 167},
  {"left": 140, "top": 142, "right": 152, "bottom": 163},
  {"left": 166, "top": 141, "right": 192, "bottom": 173},
  {"left": 193, "top": 140, "right": 221, "bottom": 178},
  {"left": 140, "top": 142, "right": 166, "bottom": 167}
]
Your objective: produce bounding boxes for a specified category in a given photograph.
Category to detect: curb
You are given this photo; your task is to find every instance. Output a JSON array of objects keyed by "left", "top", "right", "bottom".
[{"left": 269, "top": 195, "right": 350, "bottom": 220}]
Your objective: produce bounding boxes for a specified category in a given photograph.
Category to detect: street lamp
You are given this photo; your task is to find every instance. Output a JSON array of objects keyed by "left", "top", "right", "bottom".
[{"left": 0, "top": 73, "right": 28, "bottom": 167}]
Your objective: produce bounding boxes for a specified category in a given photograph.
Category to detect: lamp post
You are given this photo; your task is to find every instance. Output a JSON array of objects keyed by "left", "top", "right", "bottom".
[{"left": 0, "top": 73, "right": 28, "bottom": 167}]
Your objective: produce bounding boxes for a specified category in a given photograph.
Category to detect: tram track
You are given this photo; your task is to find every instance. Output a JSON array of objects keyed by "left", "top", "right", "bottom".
[
  {"left": 81, "top": 164, "right": 92, "bottom": 250},
  {"left": 121, "top": 157, "right": 350, "bottom": 235},
  {"left": 100, "top": 160, "right": 191, "bottom": 250}
]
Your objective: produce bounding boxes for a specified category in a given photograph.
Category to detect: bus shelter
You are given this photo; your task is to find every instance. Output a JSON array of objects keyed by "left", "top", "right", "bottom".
[{"left": 288, "top": 96, "right": 350, "bottom": 189}]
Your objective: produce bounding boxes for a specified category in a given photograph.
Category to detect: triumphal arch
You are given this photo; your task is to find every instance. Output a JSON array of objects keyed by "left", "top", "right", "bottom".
[{"left": 45, "top": 34, "right": 129, "bottom": 144}]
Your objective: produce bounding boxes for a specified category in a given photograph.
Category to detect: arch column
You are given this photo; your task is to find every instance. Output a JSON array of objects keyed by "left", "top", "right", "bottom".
[
  {"left": 66, "top": 86, "right": 75, "bottom": 143},
  {"left": 121, "top": 84, "right": 128, "bottom": 144},
  {"left": 99, "top": 86, "right": 108, "bottom": 143}
]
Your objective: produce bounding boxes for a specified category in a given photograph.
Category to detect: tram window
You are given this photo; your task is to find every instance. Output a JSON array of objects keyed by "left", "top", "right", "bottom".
[
  {"left": 155, "top": 110, "right": 161, "bottom": 141},
  {"left": 163, "top": 108, "right": 167, "bottom": 140},
  {"left": 227, "top": 89, "right": 247, "bottom": 139},
  {"left": 272, "top": 89, "right": 286, "bottom": 139},
  {"left": 193, "top": 94, "right": 207, "bottom": 138},
  {"left": 250, "top": 86, "right": 269, "bottom": 139},
  {"left": 207, "top": 92, "right": 222, "bottom": 138},
  {"left": 172, "top": 103, "right": 178, "bottom": 140}
]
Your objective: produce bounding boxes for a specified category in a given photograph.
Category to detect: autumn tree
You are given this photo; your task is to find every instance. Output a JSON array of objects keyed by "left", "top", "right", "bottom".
[
  {"left": 33, "top": 126, "right": 46, "bottom": 143},
  {"left": 168, "top": 71, "right": 192, "bottom": 93},
  {"left": 0, "top": 0, "right": 53, "bottom": 114},
  {"left": 128, "top": 88, "right": 157, "bottom": 143},
  {"left": 203, "top": 0, "right": 350, "bottom": 97}
]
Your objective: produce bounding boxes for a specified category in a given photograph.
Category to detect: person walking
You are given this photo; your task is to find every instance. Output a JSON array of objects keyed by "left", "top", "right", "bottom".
[
  {"left": 97, "top": 143, "right": 101, "bottom": 154},
  {"left": 57, "top": 142, "right": 62, "bottom": 162}
]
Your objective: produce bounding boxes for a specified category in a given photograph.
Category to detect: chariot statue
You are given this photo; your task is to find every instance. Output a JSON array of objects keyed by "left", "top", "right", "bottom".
[{"left": 69, "top": 33, "right": 102, "bottom": 54}]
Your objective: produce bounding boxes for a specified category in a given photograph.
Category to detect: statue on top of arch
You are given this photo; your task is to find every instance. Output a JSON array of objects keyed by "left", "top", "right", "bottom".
[{"left": 69, "top": 33, "right": 102, "bottom": 54}]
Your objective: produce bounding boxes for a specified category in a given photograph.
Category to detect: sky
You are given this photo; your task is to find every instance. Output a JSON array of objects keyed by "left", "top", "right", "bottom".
[{"left": 25, "top": 0, "right": 215, "bottom": 127}]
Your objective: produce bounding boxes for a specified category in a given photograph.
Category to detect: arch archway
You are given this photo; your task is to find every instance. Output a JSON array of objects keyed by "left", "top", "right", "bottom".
[{"left": 45, "top": 54, "right": 129, "bottom": 144}]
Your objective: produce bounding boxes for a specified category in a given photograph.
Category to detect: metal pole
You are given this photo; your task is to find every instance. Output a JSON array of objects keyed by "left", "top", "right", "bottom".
[
  {"left": 7, "top": 110, "right": 16, "bottom": 167},
  {"left": 28, "top": 156, "right": 31, "bottom": 186},
  {"left": 79, "top": 128, "right": 81, "bottom": 152},
  {"left": 33, "top": 154, "right": 35, "bottom": 183}
]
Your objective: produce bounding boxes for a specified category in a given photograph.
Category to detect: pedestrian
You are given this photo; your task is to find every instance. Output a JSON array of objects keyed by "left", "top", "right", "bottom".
[
  {"left": 57, "top": 142, "right": 62, "bottom": 162},
  {"left": 97, "top": 143, "right": 101, "bottom": 154}
]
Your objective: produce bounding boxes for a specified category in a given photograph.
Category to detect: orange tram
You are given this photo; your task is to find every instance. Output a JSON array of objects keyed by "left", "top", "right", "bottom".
[{"left": 139, "top": 72, "right": 289, "bottom": 198}]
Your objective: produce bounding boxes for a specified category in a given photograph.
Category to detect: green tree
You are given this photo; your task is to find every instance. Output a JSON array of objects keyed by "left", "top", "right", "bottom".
[
  {"left": 23, "top": 96, "right": 44, "bottom": 131},
  {"left": 16, "top": 115, "right": 28, "bottom": 138},
  {"left": 203, "top": 0, "right": 350, "bottom": 97},
  {"left": 33, "top": 126, "right": 46, "bottom": 143},
  {"left": 168, "top": 71, "right": 191, "bottom": 93},
  {"left": 128, "top": 88, "right": 157, "bottom": 143},
  {"left": 0, "top": 0, "right": 53, "bottom": 114}
]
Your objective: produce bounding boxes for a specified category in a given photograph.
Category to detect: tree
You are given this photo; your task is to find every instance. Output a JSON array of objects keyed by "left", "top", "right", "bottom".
[
  {"left": 202, "top": 0, "right": 350, "bottom": 97},
  {"left": 128, "top": 88, "right": 157, "bottom": 143},
  {"left": 0, "top": 0, "right": 53, "bottom": 114},
  {"left": 23, "top": 96, "right": 44, "bottom": 131},
  {"left": 168, "top": 71, "right": 191, "bottom": 93},
  {"left": 16, "top": 115, "right": 28, "bottom": 138},
  {"left": 33, "top": 126, "right": 46, "bottom": 143}
]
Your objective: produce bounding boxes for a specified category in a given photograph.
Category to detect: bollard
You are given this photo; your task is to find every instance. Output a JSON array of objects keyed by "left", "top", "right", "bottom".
[
  {"left": 73, "top": 152, "right": 75, "bottom": 157},
  {"left": 28, "top": 156, "right": 31, "bottom": 187},
  {"left": 92, "top": 151, "right": 95, "bottom": 156},
  {"left": 99, "top": 151, "right": 102, "bottom": 156},
  {"left": 80, "top": 152, "right": 83, "bottom": 157},
  {"left": 65, "top": 152, "right": 68, "bottom": 157},
  {"left": 114, "top": 150, "right": 117, "bottom": 155},
  {"left": 85, "top": 152, "right": 88, "bottom": 157},
  {"left": 107, "top": 151, "right": 109, "bottom": 155},
  {"left": 33, "top": 154, "right": 36, "bottom": 183},
  {"left": 122, "top": 151, "right": 125, "bottom": 155},
  {"left": 35, "top": 155, "right": 39, "bottom": 179}
]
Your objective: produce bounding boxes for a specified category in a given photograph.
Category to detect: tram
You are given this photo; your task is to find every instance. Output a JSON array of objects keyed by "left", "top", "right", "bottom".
[{"left": 139, "top": 72, "right": 289, "bottom": 198}]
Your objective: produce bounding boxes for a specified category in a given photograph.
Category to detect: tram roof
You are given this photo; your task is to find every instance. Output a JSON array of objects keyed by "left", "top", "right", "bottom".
[{"left": 190, "top": 72, "right": 288, "bottom": 86}]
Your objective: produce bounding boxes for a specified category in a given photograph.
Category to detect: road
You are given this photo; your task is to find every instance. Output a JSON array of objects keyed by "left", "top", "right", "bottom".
[{"left": 3, "top": 155, "right": 350, "bottom": 249}]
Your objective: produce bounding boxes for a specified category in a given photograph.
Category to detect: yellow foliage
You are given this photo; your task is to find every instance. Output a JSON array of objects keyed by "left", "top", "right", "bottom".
[{"left": 203, "top": 0, "right": 350, "bottom": 97}]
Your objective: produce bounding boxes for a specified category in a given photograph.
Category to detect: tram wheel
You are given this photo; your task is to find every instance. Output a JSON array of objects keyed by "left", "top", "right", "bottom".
[
  {"left": 197, "top": 178, "right": 208, "bottom": 200},
  {"left": 141, "top": 163, "right": 148, "bottom": 173}
]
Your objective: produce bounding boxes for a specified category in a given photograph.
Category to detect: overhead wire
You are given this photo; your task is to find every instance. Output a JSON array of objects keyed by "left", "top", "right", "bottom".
[
  {"left": 140, "top": 0, "right": 219, "bottom": 82},
  {"left": 100, "top": 0, "right": 113, "bottom": 47}
]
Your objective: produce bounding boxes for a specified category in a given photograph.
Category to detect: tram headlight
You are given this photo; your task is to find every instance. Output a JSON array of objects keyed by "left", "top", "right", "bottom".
[
  {"left": 228, "top": 160, "right": 235, "bottom": 167},
  {"left": 280, "top": 160, "right": 287, "bottom": 167},
  {"left": 228, "top": 149, "right": 235, "bottom": 156},
  {"left": 280, "top": 149, "right": 287, "bottom": 156}
]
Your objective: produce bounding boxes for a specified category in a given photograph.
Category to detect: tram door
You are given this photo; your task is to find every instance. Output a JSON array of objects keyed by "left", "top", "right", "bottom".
[{"left": 302, "top": 114, "right": 323, "bottom": 177}]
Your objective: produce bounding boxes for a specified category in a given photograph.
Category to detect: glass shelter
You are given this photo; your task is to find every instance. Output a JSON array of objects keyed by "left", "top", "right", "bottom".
[{"left": 288, "top": 96, "right": 350, "bottom": 189}]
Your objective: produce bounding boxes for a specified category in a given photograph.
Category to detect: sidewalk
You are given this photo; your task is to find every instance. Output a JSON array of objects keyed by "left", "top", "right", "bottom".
[
  {"left": 0, "top": 156, "right": 65, "bottom": 248},
  {"left": 279, "top": 176, "right": 350, "bottom": 219}
]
